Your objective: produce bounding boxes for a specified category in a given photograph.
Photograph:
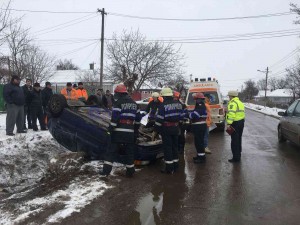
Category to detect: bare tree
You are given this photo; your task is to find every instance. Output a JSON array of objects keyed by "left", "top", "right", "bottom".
[
  {"left": 6, "top": 21, "right": 31, "bottom": 79},
  {"left": 268, "top": 77, "right": 278, "bottom": 91},
  {"left": 240, "top": 79, "right": 259, "bottom": 100},
  {"left": 163, "top": 74, "right": 189, "bottom": 95},
  {"left": 0, "top": 0, "right": 12, "bottom": 45},
  {"left": 76, "top": 69, "right": 99, "bottom": 82},
  {"left": 57, "top": 59, "right": 79, "bottom": 70},
  {"left": 285, "top": 60, "right": 300, "bottom": 100},
  {"left": 106, "top": 30, "right": 185, "bottom": 92},
  {"left": 256, "top": 78, "right": 266, "bottom": 91},
  {"left": 22, "top": 44, "right": 56, "bottom": 83},
  {"left": 275, "top": 77, "right": 288, "bottom": 89},
  {"left": 291, "top": 3, "right": 300, "bottom": 24}
]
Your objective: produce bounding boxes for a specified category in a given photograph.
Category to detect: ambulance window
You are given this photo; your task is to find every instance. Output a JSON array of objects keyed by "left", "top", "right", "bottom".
[{"left": 187, "top": 92, "right": 219, "bottom": 105}]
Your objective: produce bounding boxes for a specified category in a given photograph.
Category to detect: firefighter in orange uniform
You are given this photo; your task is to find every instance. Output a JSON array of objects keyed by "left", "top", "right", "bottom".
[
  {"left": 76, "top": 82, "right": 88, "bottom": 100},
  {"left": 60, "top": 82, "right": 78, "bottom": 100},
  {"left": 204, "top": 94, "right": 212, "bottom": 154}
]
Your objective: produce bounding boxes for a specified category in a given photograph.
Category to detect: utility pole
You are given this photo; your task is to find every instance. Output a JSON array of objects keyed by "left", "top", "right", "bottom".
[
  {"left": 97, "top": 8, "right": 107, "bottom": 89},
  {"left": 257, "top": 67, "right": 270, "bottom": 106}
]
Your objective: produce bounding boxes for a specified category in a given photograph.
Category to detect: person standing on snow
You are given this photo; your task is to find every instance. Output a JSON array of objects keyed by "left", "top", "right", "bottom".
[
  {"left": 29, "top": 83, "right": 47, "bottom": 131},
  {"left": 226, "top": 90, "right": 245, "bottom": 163},
  {"left": 100, "top": 84, "right": 141, "bottom": 177},
  {"left": 155, "top": 87, "right": 183, "bottom": 174},
  {"left": 22, "top": 78, "right": 33, "bottom": 129},
  {"left": 189, "top": 92, "right": 207, "bottom": 163},
  {"left": 3, "top": 75, "right": 26, "bottom": 136},
  {"left": 41, "top": 82, "right": 53, "bottom": 125}
]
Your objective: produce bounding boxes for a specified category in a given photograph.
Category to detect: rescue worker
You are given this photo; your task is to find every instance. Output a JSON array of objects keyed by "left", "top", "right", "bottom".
[
  {"left": 173, "top": 91, "right": 187, "bottom": 154},
  {"left": 204, "top": 94, "right": 212, "bottom": 154},
  {"left": 155, "top": 87, "right": 183, "bottom": 173},
  {"left": 60, "top": 82, "right": 78, "bottom": 100},
  {"left": 226, "top": 90, "right": 245, "bottom": 163},
  {"left": 29, "top": 83, "right": 47, "bottom": 131},
  {"left": 189, "top": 92, "right": 207, "bottom": 163},
  {"left": 100, "top": 84, "right": 141, "bottom": 177},
  {"left": 144, "top": 92, "right": 162, "bottom": 128},
  {"left": 76, "top": 82, "right": 88, "bottom": 101}
]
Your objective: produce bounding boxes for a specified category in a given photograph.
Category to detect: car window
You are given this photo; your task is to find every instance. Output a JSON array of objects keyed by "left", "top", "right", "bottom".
[
  {"left": 293, "top": 101, "right": 300, "bottom": 117},
  {"left": 187, "top": 91, "right": 219, "bottom": 105},
  {"left": 287, "top": 100, "right": 298, "bottom": 116}
]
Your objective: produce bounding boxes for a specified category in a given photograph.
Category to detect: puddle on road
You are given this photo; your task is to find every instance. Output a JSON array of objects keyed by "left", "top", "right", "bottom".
[{"left": 127, "top": 192, "right": 164, "bottom": 225}]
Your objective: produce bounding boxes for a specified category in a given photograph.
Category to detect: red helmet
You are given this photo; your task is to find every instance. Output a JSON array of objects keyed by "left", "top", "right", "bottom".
[
  {"left": 193, "top": 92, "right": 205, "bottom": 99},
  {"left": 173, "top": 91, "right": 180, "bottom": 99},
  {"left": 114, "top": 84, "right": 127, "bottom": 93}
]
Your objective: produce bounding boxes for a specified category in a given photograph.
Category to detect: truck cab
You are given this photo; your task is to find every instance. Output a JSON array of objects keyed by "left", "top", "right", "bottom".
[{"left": 185, "top": 77, "right": 225, "bottom": 131}]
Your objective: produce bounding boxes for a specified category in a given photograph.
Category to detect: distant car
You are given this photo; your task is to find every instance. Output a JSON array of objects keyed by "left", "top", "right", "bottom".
[
  {"left": 47, "top": 94, "right": 163, "bottom": 165},
  {"left": 136, "top": 97, "right": 151, "bottom": 111},
  {"left": 278, "top": 99, "right": 300, "bottom": 146}
]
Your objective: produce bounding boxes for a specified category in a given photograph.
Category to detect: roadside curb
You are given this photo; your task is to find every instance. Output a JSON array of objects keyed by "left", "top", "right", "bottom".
[{"left": 245, "top": 106, "right": 280, "bottom": 120}]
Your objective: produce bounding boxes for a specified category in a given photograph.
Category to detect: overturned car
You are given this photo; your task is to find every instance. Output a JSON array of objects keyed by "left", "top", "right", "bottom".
[{"left": 47, "top": 94, "right": 163, "bottom": 165}]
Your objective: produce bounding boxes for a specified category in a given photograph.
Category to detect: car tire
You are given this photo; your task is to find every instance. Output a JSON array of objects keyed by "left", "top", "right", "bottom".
[
  {"left": 48, "top": 94, "right": 67, "bottom": 118},
  {"left": 278, "top": 125, "right": 286, "bottom": 143}
]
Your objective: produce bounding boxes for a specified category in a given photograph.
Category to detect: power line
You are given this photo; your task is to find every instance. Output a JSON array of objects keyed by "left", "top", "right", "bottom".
[
  {"left": 269, "top": 47, "right": 299, "bottom": 69},
  {"left": 1, "top": 8, "right": 94, "bottom": 14},
  {"left": 108, "top": 11, "right": 295, "bottom": 22},
  {"left": 2, "top": 7, "right": 296, "bottom": 21},
  {"left": 56, "top": 41, "right": 99, "bottom": 57}
]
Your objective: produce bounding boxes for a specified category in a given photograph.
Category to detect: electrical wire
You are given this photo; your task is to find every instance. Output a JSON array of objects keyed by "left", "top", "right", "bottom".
[
  {"left": 269, "top": 47, "right": 299, "bottom": 69},
  {"left": 80, "top": 41, "right": 100, "bottom": 68},
  {"left": 56, "top": 41, "right": 99, "bottom": 57},
  {"left": 1, "top": 8, "right": 94, "bottom": 14},
  {"left": 108, "top": 11, "right": 295, "bottom": 22}
]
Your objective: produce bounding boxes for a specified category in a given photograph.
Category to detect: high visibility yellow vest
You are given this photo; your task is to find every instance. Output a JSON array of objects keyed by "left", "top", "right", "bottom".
[{"left": 226, "top": 97, "right": 245, "bottom": 124}]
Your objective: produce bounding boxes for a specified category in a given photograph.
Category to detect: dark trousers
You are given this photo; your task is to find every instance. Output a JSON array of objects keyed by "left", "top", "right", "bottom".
[
  {"left": 31, "top": 107, "right": 46, "bottom": 130},
  {"left": 178, "top": 126, "right": 185, "bottom": 153},
  {"left": 103, "top": 142, "right": 135, "bottom": 175},
  {"left": 6, "top": 103, "right": 24, "bottom": 134},
  {"left": 162, "top": 134, "right": 179, "bottom": 172},
  {"left": 230, "top": 119, "right": 245, "bottom": 160},
  {"left": 192, "top": 124, "right": 207, "bottom": 155},
  {"left": 24, "top": 105, "right": 32, "bottom": 128}
]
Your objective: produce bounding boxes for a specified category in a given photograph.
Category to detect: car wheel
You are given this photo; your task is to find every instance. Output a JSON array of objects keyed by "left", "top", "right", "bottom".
[
  {"left": 278, "top": 125, "right": 286, "bottom": 143},
  {"left": 48, "top": 94, "right": 67, "bottom": 118}
]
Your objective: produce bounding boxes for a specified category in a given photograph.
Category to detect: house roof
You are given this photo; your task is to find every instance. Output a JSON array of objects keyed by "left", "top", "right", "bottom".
[
  {"left": 268, "top": 89, "right": 293, "bottom": 97},
  {"left": 255, "top": 90, "right": 272, "bottom": 98}
]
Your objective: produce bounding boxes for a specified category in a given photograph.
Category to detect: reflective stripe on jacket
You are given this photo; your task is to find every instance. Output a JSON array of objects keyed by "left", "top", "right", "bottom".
[
  {"left": 205, "top": 103, "right": 212, "bottom": 127},
  {"left": 61, "top": 88, "right": 78, "bottom": 100},
  {"left": 76, "top": 88, "right": 88, "bottom": 100},
  {"left": 226, "top": 97, "right": 245, "bottom": 125},
  {"left": 189, "top": 101, "right": 207, "bottom": 125}
]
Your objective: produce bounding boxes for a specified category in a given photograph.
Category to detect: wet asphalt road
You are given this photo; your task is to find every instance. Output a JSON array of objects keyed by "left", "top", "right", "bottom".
[{"left": 61, "top": 109, "right": 300, "bottom": 225}]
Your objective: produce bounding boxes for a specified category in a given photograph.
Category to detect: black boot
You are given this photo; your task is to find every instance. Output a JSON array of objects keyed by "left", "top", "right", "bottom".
[
  {"left": 173, "top": 162, "right": 179, "bottom": 172},
  {"left": 160, "top": 163, "right": 174, "bottom": 174},
  {"left": 99, "top": 164, "right": 112, "bottom": 176},
  {"left": 193, "top": 155, "right": 206, "bottom": 164},
  {"left": 126, "top": 167, "right": 135, "bottom": 177},
  {"left": 228, "top": 158, "right": 240, "bottom": 163}
]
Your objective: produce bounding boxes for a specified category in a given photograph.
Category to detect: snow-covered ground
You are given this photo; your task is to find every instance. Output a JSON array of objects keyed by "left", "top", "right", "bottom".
[
  {"left": 244, "top": 103, "right": 285, "bottom": 119},
  {"left": 0, "top": 113, "right": 120, "bottom": 224}
]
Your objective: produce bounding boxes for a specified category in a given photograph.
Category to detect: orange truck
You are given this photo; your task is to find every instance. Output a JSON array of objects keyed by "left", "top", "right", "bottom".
[{"left": 185, "top": 77, "right": 225, "bottom": 131}]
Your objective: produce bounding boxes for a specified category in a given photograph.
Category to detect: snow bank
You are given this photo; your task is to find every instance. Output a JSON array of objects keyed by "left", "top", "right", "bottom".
[{"left": 245, "top": 103, "right": 285, "bottom": 119}]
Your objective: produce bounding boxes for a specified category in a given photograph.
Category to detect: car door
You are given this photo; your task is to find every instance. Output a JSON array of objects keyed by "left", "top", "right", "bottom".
[
  {"left": 289, "top": 101, "right": 300, "bottom": 145},
  {"left": 284, "top": 100, "right": 299, "bottom": 141}
]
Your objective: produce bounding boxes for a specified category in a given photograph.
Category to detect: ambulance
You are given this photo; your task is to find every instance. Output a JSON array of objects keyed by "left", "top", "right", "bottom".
[{"left": 185, "top": 77, "right": 225, "bottom": 131}]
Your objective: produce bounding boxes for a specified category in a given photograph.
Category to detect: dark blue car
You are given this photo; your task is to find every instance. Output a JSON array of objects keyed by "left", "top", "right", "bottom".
[{"left": 47, "top": 94, "right": 163, "bottom": 165}]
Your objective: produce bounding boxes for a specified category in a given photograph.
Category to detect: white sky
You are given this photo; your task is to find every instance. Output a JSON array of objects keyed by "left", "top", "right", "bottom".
[{"left": 1, "top": 0, "right": 300, "bottom": 94}]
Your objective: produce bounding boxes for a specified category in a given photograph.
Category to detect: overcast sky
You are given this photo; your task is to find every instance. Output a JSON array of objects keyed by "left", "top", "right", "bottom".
[{"left": 1, "top": 0, "right": 300, "bottom": 94}]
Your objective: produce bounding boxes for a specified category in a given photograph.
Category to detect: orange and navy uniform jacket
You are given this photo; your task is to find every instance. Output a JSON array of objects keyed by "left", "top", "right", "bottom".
[
  {"left": 189, "top": 100, "right": 207, "bottom": 125},
  {"left": 60, "top": 88, "right": 78, "bottom": 100},
  {"left": 76, "top": 88, "right": 88, "bottom": 100},
  {"left": 148, "top": 96, "right": 163, "bottom": 103},
  {"left": 154, "top": 96, "right": 183, "bottom": 135},
  {"left": 205, "top": 102, "right": 212, "bottom": 127},
  {"left": 109, "top": 95, "right": 142, "bottom": 143},
  {"left": 146, "top": 100, "right": 161, "bottom": 120}
]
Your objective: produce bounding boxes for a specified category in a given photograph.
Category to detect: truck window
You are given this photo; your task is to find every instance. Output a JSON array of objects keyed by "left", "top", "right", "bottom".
[{"left": 187, "top": 92, "right": 219, "bottom": 105}]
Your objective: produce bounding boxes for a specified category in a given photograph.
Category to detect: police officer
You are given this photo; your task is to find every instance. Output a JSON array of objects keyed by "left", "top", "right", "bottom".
[
  {"left": 145, "top": 92, "right": 162, "bottom": 128},
  {"left": 155, "top": 87, "right": 183, "bottom": 173},
  {"left": 226, "top": 90, "right": 245, "bottom": 163},
  {"left": 100, "top": 84, "right": 141, "bottom": 177},
  {"left": 173, "top": 91, "right": 187, "bottom": 154},
  {"left": 189, "top": 92, "right": 207, "bottom": 163}
]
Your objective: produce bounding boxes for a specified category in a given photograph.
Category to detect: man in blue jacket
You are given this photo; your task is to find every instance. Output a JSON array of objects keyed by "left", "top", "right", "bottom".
[{"left": 3, "top": 75, "right": 26, "bottom": 136}]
